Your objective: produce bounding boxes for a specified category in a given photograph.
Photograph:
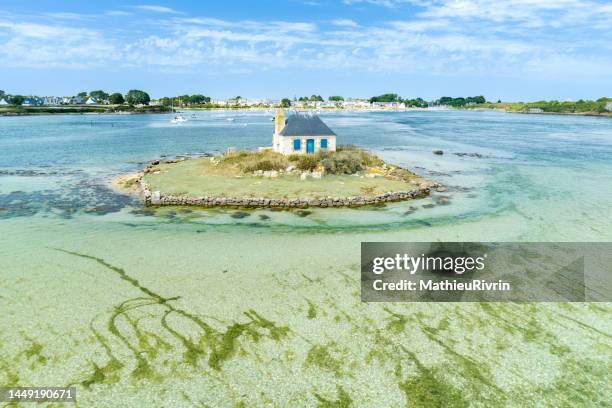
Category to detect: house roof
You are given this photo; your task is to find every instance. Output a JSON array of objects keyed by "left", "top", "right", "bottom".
[{"left": 279, "top": 113, "right": 336, "bottom": 137}]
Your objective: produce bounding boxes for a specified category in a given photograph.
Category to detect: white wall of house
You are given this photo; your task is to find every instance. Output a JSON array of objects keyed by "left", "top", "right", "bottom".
[{"left": 277, "top": 135, "right": 336, "bottom": 155}]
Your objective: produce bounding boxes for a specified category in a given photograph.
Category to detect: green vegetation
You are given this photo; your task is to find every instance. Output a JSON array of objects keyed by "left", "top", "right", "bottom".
[
  {"left": 314, "top": 386, "right": 353, "bottom": 407},
  {"left": 125, "top": 89, "right": 151, "bottom": 106},
  {"left": 295, "top": 155, "right": 319, "bottom": 172},
  {"left": 280, "top": 98, "right": 291, "bottom": 108},
  {"left": 305, "top": 343, "right": 344, "bottom": 377},
  {"left": 89, "top": 90, "right": 109, "bottom": 101},
  {"left": 328, "top": 95, "right": 344, "bottom": 101},
  {"left": 10, "top": 95, "right": 24, "bottom": 105},
  {"left": 143, "top": 148, "right": 424, "bottom": 200},
  {"left": 221, "top": 146, "right": 387, "bottom": 177},
  {"left": 221, "top": 150, "right": 288, "bottom": 173},
  {"left": 108, "top": 92, "right": 124, "bottom": 104},
  {"left": 0, "top": 105, "right": 170, "bottom": 116},
  {"left": 472, "top": 98, "right": 612, "bottom": 114},
  {"left": 369, "top": 93, "right": 401, "bottom": 103},
  {"left": 403, "top": 97, "right": 428, "bottom": 108},
  {"left": 299, "top": 95, "right": 324, "bottom": 102},
  {"left": 437, "top": 96, "right": 486, "bottom": 106}
]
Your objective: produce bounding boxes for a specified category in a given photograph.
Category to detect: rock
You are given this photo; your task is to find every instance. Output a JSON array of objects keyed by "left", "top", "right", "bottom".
[
  {"left": 231, "top": 211, "right": 250, "bottom": 219},
  {"left": 404, "top": 206, "right": 417, "bottom": 215},
  {"left": 436, "top": 186, "right": 446, "bottom": 192},
  {"left": 263, "top": 170, "right": 278, "bottom": 178},
  {"left": 150, "top": 191, "right": 161, "bottom": 205},
  {"left": 454, "top": 152, "right": 485, "bottom": 158},
  {"left": 296, "top": 210, "right": 312, "bottom": 217},
  {"left": 433, "top": 150, "right": 444, "bottom": 155},
  {"left": 286, "top": 165, "right": 295, "bottom": 172},
  {"left": 435, "top": 196, "right": 452, "bottom": 205},
  {"left": 300, "top": 172, "right": 309, "bottom": 180},
  {"left": 311, "top": 171, "right": 322, "bottom": 179},
  {"left": 422, "top": 203, "right": 435, "bottom": 209}
]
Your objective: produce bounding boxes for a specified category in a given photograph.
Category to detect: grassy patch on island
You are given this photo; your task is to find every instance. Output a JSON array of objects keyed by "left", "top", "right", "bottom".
[{"left": 143, "top": 147, "right": 429, "bottom": 200}]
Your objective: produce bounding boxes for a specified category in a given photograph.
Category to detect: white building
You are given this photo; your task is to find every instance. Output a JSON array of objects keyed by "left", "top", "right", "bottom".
[
  {"left": 0, "top": 98, "right": 8, "bottom": 105},
  {"left": 605, "top": 101, "right": 612, "bottom": 111},
  {"left": 85, "top": 97, "right": 97, "bottom": 105},
  {"left": 272, "top": 110, "right": 336, "bottom": 155},
  {"left": 42, "top": 96, "right": 62, "bottom": 105}
]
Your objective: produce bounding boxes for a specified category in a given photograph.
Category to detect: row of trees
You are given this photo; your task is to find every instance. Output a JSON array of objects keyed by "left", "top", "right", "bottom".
[
  {"left": 368, "top": 94, "right": 487, "bottom": 107},
  {"left": 368, "top": 93, "right": 428, "bottom": 107},
  {"left": 436, "top": 96, "right": 486, "bottom": 106},
  {"left": 504, "top": 98, "right": 612, "bottom": 113},
  {"left": 297, "top": 95, "right": 324, "bottom": 102},
  {"left": 157, "top": 94, "right": 212, "bottom": 107},
  {"left": 0, "top": 89, "right": 151, "bottom": 106},
  {"left": 77, "top": 89, "right": 150, "bottom": 105}
]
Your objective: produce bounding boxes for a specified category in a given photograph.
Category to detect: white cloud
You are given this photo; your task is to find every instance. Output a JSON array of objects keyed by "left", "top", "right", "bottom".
[
  {"left": 133, "top": 5, "right": 182, "bottom": 14},
  {"left": 343, "top": 0, "right": 425, "bottom": 7},
  {"left": 45, "top": 12, "right": 94, "bottom": 21},
  {"left": 0, "top": 2, "right": 610, "bottom": 80},
  {"left": 331, "top": 19, "right": 359, "bottom": 27},
  {"left": 106, "top": 10, "right": 133, "bottom": 17}
]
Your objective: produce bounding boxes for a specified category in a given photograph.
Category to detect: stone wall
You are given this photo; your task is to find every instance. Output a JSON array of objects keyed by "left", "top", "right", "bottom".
[{"left": 138, "top": 176, "right": 432, "bottom": 208}]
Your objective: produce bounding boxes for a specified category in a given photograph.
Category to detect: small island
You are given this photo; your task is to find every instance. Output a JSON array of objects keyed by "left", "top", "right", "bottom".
[{"left": 118, "top": 112, "right": 437, "bottom": 208}]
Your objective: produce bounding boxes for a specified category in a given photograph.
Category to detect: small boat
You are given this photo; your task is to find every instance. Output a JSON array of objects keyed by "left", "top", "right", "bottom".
[
  {"left": 171, "top": 114, "right": 187, "bottom": 124},
  {"left": 226, "top": 117, "right": 234, "bottom": 122}
]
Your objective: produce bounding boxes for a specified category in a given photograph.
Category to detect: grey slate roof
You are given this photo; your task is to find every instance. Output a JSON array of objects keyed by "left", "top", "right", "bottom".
[{"left": 279, "top": 113, "right": 336, "bottom": 137}]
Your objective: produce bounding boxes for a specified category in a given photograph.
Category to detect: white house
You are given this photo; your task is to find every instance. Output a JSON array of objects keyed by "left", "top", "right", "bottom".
[
  {"left": 272, "top": 110, "right": 336, "bottom": 155},
  {"left": 0, "top": 98, "right": 8, "bottom": 105},
  {"left": 86, "top": 97, "right": 97, "bottom": 105},
  {"left": 42, "top": 96, "right": 61, "bottom": 105},
  {"left": 605, "top": 101, "right": 612, "bottom": 111}
]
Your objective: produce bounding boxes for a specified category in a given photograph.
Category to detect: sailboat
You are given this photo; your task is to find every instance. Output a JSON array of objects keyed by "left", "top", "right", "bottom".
[
  {"left": 171, "top": 114, "right": 187, "bottom": 124},
  {"left": 170, "top": 98, "right": 187, "bottom": 124}
]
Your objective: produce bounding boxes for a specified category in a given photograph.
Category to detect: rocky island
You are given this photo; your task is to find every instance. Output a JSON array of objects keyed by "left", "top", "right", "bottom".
[{"left": 117, "top": 146, "right": 437, "bottom": 208}]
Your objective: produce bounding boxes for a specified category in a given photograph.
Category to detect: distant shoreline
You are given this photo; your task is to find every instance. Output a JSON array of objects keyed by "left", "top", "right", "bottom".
[
  {"left": 1, "top": 105, "right": 610, "bottom": 118},
  {"left": 0, "top": 105, "right": 172, "bottom": 117}
]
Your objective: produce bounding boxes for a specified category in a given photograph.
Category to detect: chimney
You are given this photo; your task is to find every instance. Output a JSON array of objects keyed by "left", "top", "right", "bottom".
[{"left": 274, "top": 109, "right": 285, "bottom": 135}]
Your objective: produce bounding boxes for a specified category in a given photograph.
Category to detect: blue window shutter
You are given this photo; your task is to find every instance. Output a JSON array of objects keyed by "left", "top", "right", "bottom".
[
  {"left": 293, "top": 139, "right": 301, "bottom": 151},
  {"left": 320, "top": 138, "right": 328, "bottom": 149}
]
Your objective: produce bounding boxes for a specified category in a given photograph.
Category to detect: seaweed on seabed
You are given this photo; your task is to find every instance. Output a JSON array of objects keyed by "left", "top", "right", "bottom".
[
  {"left": 53, "top": 248, "right": 292, "bottom": 381},
  {"left": 314, "top": 386, "right": 353, "bottom": 408}
]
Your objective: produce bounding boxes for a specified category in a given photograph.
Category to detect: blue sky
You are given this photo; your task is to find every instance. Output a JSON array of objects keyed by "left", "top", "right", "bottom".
[{"left": 1, "top": 0, "right": 611, "bottom": 101}]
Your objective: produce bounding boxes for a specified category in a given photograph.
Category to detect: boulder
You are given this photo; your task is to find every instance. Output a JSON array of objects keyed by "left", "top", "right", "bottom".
[{"left": 150, "top": 191, "right": 161, "bottom": 205}]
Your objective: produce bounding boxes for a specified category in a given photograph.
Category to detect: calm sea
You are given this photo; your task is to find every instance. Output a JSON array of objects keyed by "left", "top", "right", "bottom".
[{"left": 0, "top": 110, "right": 610, "bottom": 406}]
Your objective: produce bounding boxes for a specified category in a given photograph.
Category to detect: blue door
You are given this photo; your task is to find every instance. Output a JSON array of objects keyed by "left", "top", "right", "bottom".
[{"left": 306, "top": 139, "right": 315, "bottom": 154}]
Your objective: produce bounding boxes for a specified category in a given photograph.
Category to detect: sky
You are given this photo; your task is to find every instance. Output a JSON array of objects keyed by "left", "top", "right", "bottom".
[{"left": 1, "top": 0, "right": 611, "bottom": 101}]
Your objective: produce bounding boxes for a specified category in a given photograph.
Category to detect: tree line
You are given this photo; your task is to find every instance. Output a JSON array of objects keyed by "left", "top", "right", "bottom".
[
  {"left": 0, "top": 89, "right": 151, "bottom": 106},
  {"left": 368, "top": 93, "right": 486, "bottom": 107}
]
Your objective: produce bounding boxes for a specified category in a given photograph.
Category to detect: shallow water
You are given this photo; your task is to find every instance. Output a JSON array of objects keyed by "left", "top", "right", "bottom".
[{"left": 1, "top": 110, "right": 611, "bottom": 406}]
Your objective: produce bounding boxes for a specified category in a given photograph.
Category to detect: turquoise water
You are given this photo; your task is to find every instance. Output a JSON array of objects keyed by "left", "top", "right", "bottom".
[{"left": 1, "top": 110, "right": 611, "bottom": 406}]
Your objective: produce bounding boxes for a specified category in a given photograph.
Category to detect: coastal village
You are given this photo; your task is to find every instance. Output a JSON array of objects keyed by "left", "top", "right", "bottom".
[{"left": 2, "top": 89, "right": 612, "bottom": 115}]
